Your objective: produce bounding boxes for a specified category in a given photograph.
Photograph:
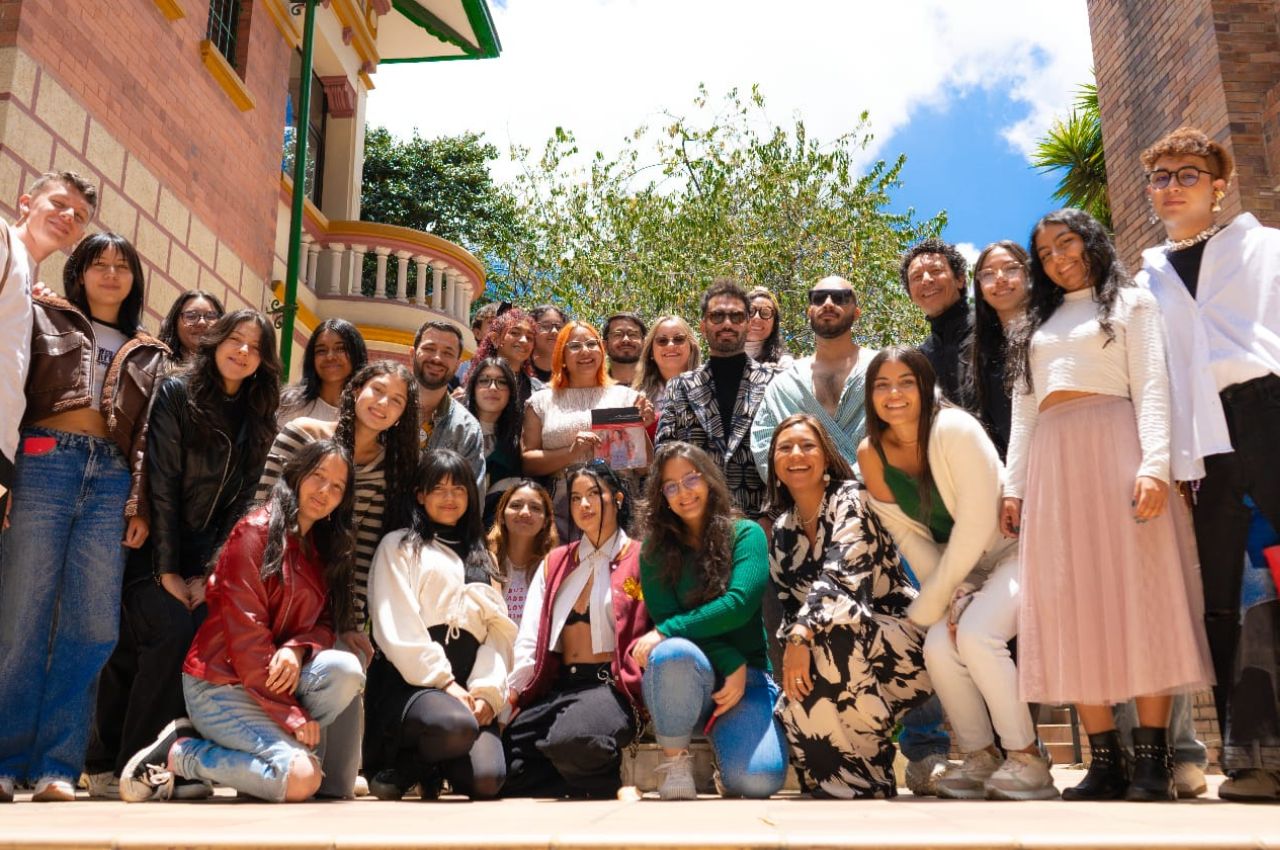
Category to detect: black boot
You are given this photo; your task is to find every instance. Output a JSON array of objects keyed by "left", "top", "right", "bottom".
[
  {"left": 1063, "top": 730, "right": 1129, "bottom": 801},
  {"left": 1126, "top": 726, "right": 1175, "bottom": 802}
]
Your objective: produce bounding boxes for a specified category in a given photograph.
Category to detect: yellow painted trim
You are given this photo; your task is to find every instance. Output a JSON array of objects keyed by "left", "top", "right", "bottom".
[
  {"left": 273, "top": 281, "right": 320, "bottom": 330},
  {"left": 152, "top": 0, "right": 185, "bottom": 20},
  {"left": 358, "top": 71, "right": 376, "bottom": 91},
  {"left": 279, "top": 175, "right": 330, "bottom": 232},
  {"left": 199, "top": 40, "right": 256, "bottom": 112},
  {"left": 260, "top": 0, "right": 301, "bottom": 47},
  {"left": 355, "top": 325, "right": 416, "bottom": 347},
  {"left": 331, "top": 0, "right": 380, "bottom": 68},
  {"left": 326, "top": 220, "right": 485, "bottom": 284}
]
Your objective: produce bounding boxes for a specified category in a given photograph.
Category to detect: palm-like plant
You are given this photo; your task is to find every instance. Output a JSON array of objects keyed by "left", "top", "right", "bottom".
[{"left": 1033, "top": 80, "right": 1110, "bottom": 230}]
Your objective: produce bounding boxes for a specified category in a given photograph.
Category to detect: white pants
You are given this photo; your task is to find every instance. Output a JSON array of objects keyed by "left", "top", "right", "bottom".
[{"left": 923, "top": 558, "right": 1036, "bottom": 753}]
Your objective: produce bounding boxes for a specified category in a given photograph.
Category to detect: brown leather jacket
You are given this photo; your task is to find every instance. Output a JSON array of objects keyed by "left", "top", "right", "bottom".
[{"left": 23, "top": 292, "right": 169, "bottom": 520}]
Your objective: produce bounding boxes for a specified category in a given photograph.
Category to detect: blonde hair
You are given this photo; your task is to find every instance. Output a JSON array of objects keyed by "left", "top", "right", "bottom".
[{"left": 632, "top": 315, "right": 701, "bottom": 400}]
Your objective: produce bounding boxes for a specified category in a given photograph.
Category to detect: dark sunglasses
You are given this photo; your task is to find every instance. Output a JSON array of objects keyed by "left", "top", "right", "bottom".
[{"left": 808, "top": 289, "right": 855, "bottom": 307}]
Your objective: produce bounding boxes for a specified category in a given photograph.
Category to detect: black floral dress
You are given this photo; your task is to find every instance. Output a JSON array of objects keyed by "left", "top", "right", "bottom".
[{"left": 770, "top": 479, "right": 931, "bottom": 798}]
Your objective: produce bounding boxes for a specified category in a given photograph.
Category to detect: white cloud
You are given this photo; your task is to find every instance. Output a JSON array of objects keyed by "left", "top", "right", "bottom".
[
  {"left": 955, "top": 242, "right": 980, "bottom": 269},
  {"left": 365, "top": 1, "right": 1093, "bottom": 182}
]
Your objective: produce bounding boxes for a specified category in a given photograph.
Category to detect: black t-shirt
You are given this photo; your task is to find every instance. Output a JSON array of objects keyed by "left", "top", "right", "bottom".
[
  {"left": 1168, "top": 241, "right": 1207, "bottom": 299},
  {"left": 708, "top": 352, "right": 748, "bottom": 434}
]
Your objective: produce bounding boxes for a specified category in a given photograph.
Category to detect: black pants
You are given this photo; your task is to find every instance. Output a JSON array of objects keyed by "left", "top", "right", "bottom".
[
  {"left": 1192, "top": 373, "right": 1280, "bottom": 767},
  {"left": 84, "top": 579, "right": 202, "bottom": 775},
  {"left": 501, "top": 664, "right": 636, "bottom": 798}
]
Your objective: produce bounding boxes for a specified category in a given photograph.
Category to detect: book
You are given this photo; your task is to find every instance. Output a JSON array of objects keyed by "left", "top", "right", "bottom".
[{"left": 591, "top": 406, "right": 649, "bottom": 470}]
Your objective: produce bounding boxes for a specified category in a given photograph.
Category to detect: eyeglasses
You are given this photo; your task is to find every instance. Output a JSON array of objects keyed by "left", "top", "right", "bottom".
[
  {"left": 476, "top": 377, "right": 510, "bottom": 390},
  {"left": 537, "top": 322, "right": 564, "bottom": 335},
  {"left": 608, "top": 328, "right": 643, "bottom": 341},
  {"left": 808, "top": 289, "right": 855, "bottom": 307},
  {"left": 661, "top": 471, "right": 704, "bottom": 500},
  {"left": 1146, "top": 166, "right": 1215, "bottom": 190},
  {"left": 749, "top": 305, "right": 775, "bottom": 320},
  {"left": 180, "top": 310, "right": 221, "bottom": 325},
  {"left": 705, "top": 309, "right": 747, "bottom": 326},
  {"left": 655, "top": 334, "right": 688, "bottom": 347},
  {"left": 975, "top": 264, "right": 1025, "bottom": 286},
  {"left": 564, "top": 339, "right": 602, "bottom": 353}
]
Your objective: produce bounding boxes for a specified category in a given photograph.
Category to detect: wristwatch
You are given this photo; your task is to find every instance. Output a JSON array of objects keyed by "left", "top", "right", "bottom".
[{"left": 786, "top": 632, "right": 810, "bottom": 647}]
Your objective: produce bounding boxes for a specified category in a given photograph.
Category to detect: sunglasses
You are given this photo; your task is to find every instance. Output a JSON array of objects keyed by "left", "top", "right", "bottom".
[
  {"left": 705, "top": 309, "right": 747, "bottom": 326},
  {"left": 655, "top": 334, "right": 688, "bottom": 347},
  {"left": 807, "top": 289, "right": 855, "bottom": 307}
]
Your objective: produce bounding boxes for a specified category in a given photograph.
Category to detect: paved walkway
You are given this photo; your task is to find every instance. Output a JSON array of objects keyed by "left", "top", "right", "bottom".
[{"left": 1, "top": 771, "right": 1277, "bottom": 849}]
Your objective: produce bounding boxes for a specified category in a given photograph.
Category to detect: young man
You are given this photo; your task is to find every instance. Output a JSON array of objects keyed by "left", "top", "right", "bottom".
[
  {"left": 602, "top": 312, "right": 646, "bottom": 386},
  {"left": 413, "top": 320, "right": 485, "bottom": 487},
  {"left": 655, "top": 279, "right": 778, "bottom": 519},
  {"left": 0, "top": 171, "right": 97, "bottom": 532},
  {"left": 900, "top": 238, "right": 971, "bottom": 406}
]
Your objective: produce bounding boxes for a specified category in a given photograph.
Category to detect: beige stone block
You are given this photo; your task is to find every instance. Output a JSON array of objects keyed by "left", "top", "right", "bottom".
[
  {"left": 122, "top": 156, "right": 159, "bottom": 216},
  {"left": 33, "top": 73, "right": 87, "bottom": 150},
  {"left": 85, "top": 121, "right": 125, "bottom": 187},
  {"left": 135, "top": 216, "right": 171, "bottom": 271},
  {"left": 239, "top": 269, "right": 266, "bottom": 310},
  {"left": 156, "top": 187, "right": 189, "bottom": 243},
  {"left": 144, "top": 273, "right": 184, "bottom": 328},
  {"left": 1, "top": 105, "right": 53, "bottom": 171},
  {"left": 187, "top": 216, "right": 216, "bottom": 266},
  {"left": 35, "top": 252, "right": 66, "bottom": 295},
  {"left": 0, "top": 152, "right": 25, "bottom": 211},
  {"left": 214, "top": 241, "right": 242, "bottom": 292},
  {"left": 167, "top": 245, "right": 200, "bottom": 291},
  {"left": 0, "top": 49, "right": 39, "bottom": 109},
  {"left": 52, "top": 142, "right": 93, "bottom": 187},
  {"left": 199, "top": 265, "right": 230, "bottom": 306},
  {"left": 96, "top": 189, "right": 137, "bottom": 241}
]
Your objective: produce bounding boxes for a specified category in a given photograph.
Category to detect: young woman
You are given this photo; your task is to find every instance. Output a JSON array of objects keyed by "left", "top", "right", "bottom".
[
  {"left": 472, "top": 307, "right": 543, "bottom": 408},
  {"left": 278, "top": 318, "right": 368, "bottom": 426},
  {"left": 485, "top": 480, "right": 558, "bottom": 624},
  {"left": 364, "top": 450, "right": 514, "bottom": 801},
  {"left": 120, "top": 441, "right": 365, "bottom": 803},
  {"left": 1136, "top": 127, "right": 1280, "bottom": 802},
  {"left": 0, "top": 233, "right": 168, "bottom": 803},
  {"left": 631, "top": 442, "right": 788, "bottom": 800},
  {"left": 503, "top": 461, "right": 649, "bottom": 798},
  {"left": 632, "top": 315, "right": 701, "bottom": 438},
  {"left": 529, "top": 304, "right": 567, "bottom": 384},
  {"left": 1001, "top": 208, "right": 1213, "bottom": 802},
  {"left": 857, "top": 350, "right": 1053, "bottom": 800},
  {"left": 961, "top": 242, "right": 1030, "bottom": 459},
  {"left": 465, "top": 357, "right": 524, "bottom": 524},
  {"left": 155, "top": 289, "right": 225, "bottom": 369},
  {"left": 745, "top": 286, "right": 792, "bottom": 367},
  {"left": 522, "top": 322, "right": 653, "bottom": 538}
]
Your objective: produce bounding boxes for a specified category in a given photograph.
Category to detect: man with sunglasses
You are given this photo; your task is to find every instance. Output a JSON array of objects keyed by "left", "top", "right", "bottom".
[
  {"left": 603, "top": 312, "right": 647, "bottom": 386},
  {"left": 900, "top": 238, "right": 972, "bottom": 406},
  {"left": 655, "top": 279, "right": 780, "bottom": 519}
]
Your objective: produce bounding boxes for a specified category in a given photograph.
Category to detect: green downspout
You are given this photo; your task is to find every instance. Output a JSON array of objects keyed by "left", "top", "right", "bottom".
[{"left": 281, "top": 0, "right": 318, "bottom": 379}]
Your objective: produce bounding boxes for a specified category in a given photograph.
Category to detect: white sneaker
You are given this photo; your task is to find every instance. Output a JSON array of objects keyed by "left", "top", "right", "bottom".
[
  {"left": 935, "top": 749, "right": 1001, "bottom": 800},
  {"left": 353, "top": 774, "right": 370, "bottom": 797},
  {"left": 985, "top": 751, "right": 1059, "bottom": 801},
  {"left": 1218, "top": 768, "right": 1280, "bottom": 802},
  {"left": 120, "top": 718, "right": 196, "bottom": 802},
  {"left": 32, "top": 777, "right": 77, "bottom": 802},
  {"left": 1173, "top": 762, "right": 1207, "bottom": 799},
  {"left": 654, "top": 750, "right": 696, "bottom": 800},
  {"left": 904, "top": 752, "right": 952, "bottom": 797},
  {"left": 84, "top": 771, "right": 119, "bottom": 800}
]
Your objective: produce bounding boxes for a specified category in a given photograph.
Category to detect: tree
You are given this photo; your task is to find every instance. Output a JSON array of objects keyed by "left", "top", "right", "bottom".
[
  {"left": 488, "top": 86, "right": 943, "bottom": 349},
  {"left": 1033, "top": 80, "right": 1110, "bottom": 230}
]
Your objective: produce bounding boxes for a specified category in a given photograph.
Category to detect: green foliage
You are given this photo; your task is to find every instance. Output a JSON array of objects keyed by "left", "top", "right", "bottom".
[
  {"left": 1033, "top": 80, "right": 1111, "bottom": 230},
  {"left": 487, "top": 86, "right": 942, "bottom": 349}
]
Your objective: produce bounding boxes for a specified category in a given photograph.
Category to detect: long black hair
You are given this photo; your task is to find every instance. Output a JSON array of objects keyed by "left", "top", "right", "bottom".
[
  {"left": 404, "top": 449, "right": 494, "bottom": 582},
  {"left": 465, "top": 357, "right": 521, "bottom": 459},
  {"left": 157, "top": 289, "right": 225, "bottom": 362},
  {"left": 184, "top": 309, "right": 281, "bottom": 470},
  {"left": 763, "top": 413, "right": 856, "bottom": 515},
  {"left": 1008, "top": 208, "right": 1131, "bottom": 394},
  {"left": 864, "top": 347, "right": 943, "bottom": 520},
  {"left": 280, "top": 318, "right": 368, "bottom": 409},
  {"left": 565, "top": 459, "right": 633, "bottom": 543},
  {"left": 961, "top": 241, "right": 1028, "bottom": 415},
  {"left": 333, "top": 360, "right": 419, "bottom": 536},
  {"left": 62, "top": 232, "right": 145, "bottom": 337},
  {"left": 260, "top": 439, "right": 358, "bottom": 632}
]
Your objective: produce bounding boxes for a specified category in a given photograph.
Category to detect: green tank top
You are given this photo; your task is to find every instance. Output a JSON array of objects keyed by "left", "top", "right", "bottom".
[{"left": 874, "top": 443, "right": 953, "bottom": 544}]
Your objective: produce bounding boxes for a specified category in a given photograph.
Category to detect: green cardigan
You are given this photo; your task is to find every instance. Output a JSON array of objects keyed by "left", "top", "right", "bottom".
[{"left": 639, "top": 519, "right": 771, "bottom": 677}]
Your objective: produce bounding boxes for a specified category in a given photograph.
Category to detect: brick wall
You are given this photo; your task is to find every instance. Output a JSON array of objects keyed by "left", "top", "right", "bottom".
[{"left": 1088, "top": 0, "right": 1280, "bottom": 266}]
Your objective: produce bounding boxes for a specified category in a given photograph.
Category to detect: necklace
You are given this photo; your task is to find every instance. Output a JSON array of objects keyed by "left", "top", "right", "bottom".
[
  {"left": 1166, "top": 223, "right": 1221, "bottom": 252},
  {"left": 798, "top": 495, "right": 826, "bottom": 526}
]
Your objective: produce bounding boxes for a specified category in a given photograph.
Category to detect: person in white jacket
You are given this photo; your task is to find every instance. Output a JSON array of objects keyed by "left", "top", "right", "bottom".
[
  {"left": 364, "top": 449, "right": 516, "bottom": 801},
  {"left": 858, "top": 347, "right": 1055, "bottom": 801}
]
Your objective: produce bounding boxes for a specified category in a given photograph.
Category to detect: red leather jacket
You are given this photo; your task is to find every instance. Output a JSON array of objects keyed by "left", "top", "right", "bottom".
[
  {"left": 515, "top": 538, "right": 651, "bottom": 712},
  {"left": 184, "top": 506, "right": 335, "bottom": 733}
]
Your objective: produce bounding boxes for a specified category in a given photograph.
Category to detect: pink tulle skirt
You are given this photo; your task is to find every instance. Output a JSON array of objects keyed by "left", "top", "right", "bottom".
[{"left": 1017, "top": 395, "right": 1213, "bottom": 705}]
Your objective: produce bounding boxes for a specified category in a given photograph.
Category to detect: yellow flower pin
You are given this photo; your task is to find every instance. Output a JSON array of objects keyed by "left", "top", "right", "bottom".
[{"left": 622, "top": 576, "right": 643, "bottom": 601}]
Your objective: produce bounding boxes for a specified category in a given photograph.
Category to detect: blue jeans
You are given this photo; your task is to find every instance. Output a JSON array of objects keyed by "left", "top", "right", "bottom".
[
  {"left": 178, "top": 650, "right": 364, "bottom": 802},
  {"left": 642, "top": 637, "right": 787, "bottom": 798},
  {"left": 0, "top": 428, "right": 131, "bottom": 782}
]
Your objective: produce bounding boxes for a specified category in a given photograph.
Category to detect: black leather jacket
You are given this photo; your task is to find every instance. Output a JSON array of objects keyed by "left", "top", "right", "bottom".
[{"left": 145, "top": 374, "right": 267, "bottom": 579}]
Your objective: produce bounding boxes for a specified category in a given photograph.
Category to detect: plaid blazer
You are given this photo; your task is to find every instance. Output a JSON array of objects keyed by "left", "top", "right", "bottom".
[{"left": 655, "top": 357, "right": 780, "bottom": 518}]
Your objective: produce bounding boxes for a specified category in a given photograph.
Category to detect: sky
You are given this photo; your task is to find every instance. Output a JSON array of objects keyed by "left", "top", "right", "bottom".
[{"left": 366, "top": 0, "right": 1094, "bottom": 268}]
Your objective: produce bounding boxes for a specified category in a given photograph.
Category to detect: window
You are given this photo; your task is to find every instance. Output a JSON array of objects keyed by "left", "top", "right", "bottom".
[
  {"left": 207, "top": 0, "right": 249, "bottom": 71},
  {"left": 282, "top": 50, "right": 327, "bottom": 206}
]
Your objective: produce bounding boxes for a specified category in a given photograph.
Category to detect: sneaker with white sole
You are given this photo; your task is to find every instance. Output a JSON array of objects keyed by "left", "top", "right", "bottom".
[
  {"left": 32, "top": 777, "right": 77, "bottom": 802},
  {"left": 936, "top": 749, "right": 1002, "bottom": 800},
  {"left": 120, "top": 717, "right": 197, "bottom": 802},
  {"left": 654, "top": 750, "right": 696, "bottom": 800},
  {"left": 84, "top": 771, "right": 119, "bottom": 800},
  {"left": 1218, "top": 768, "right": 1280, "bottom": 802},
  {"left": 904, "top": 752, "right": 952, "bottom": 797},
  {"left": 985, "top": 751, "right": 1059, "bottom": 801},
  {"left": 1173, "top": 762, "right": 1207, "bottom": 799}
]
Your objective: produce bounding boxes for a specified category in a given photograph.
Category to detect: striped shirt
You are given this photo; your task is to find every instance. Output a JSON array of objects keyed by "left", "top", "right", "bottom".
[{"left": 256, "top": 421, "right": 386, "bottom": 627}]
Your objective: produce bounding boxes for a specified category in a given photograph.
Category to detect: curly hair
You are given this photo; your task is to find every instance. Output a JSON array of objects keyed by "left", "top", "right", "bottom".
[
  {"left": 898, "top": 237, "right": 968, "bottom": 296},
  {"left": 962, "top": 241, "right": 1029, "bottom": 415},
  {"left": 280, "top": 319, "right": 368, "bottom": 411},
  {"left": 465, "top": 357, "right": 521, "bottom": 463},
  {"left": 333, "top": 360, "right": 419, "bottom": 536},
  {"left": 1140, "top": 125, "right": 1236, "bottom": 184},
  {"left": 260, "top": 439, "right": 358, "bottom": 632},
  {"left": 763, "top": 413, "right": 855, "bottom": 515},
  {"left": 746, "top": 287, "right": 789, "bottom": 364},
  {"left": 1007, "top": 209, "right": 1132, "bottom": 395},
  {"left": 157, "top": 289, "right": 225, "bottom": 363},
  {"left": 641, "top": 442, "right": 740, "bottom": 607},
  {"left": 474, "top": 308, "right": 536, "bottom": 377},
  {"left": 486, "top": 479, "right": 559, "bottom": 584}
]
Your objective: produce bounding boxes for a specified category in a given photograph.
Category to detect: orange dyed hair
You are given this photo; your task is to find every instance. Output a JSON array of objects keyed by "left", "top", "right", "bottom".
[{"left": 550, "top": 321, "right": 611, "bottom": 390}]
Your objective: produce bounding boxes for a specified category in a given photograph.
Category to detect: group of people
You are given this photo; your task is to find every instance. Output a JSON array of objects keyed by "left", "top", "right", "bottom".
[{"left": 0, "top": 124, "right": 1276, "bottom": 807}]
